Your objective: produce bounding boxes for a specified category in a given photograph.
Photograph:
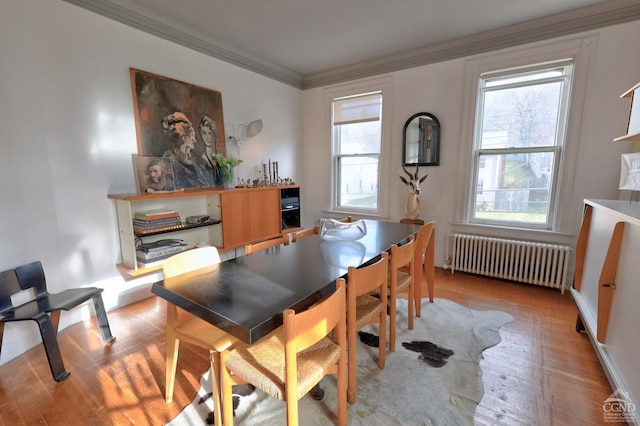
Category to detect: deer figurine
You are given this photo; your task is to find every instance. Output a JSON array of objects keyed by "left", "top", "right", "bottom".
[{"left": 399, "top": 165, "right": 428, "bottom": 220}]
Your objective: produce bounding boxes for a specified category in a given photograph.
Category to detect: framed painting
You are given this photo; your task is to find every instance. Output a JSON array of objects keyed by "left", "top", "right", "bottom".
[
  {"left": 130, "top": 68, "right": 226, "bottom": 188},
  {"left": 132, "top": 155, "right": 177, "bottom": 193}
]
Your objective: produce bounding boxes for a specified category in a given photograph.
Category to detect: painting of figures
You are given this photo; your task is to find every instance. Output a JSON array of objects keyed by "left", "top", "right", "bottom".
[{"left": 130, "top": 69, "right": 226, "bottom": 188}]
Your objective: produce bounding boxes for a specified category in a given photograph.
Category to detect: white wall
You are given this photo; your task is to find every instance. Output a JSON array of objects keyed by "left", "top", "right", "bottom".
[
  {"left": 2, "top": 0, "right": 639, "bottom": 368},
  {"left": 302, "top": 21, "right": 640, "bottom": 268},
  {"left": 0, "top": 0, "right": 302, "bottom": 365}
]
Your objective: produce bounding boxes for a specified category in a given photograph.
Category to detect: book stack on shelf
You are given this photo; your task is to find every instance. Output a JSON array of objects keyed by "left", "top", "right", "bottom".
[
  {"left": 133, "top": 209, "right": 184, "bottom": 235},
  {"left": 136, "top": 239, "right": 187, "bottom": 266}
]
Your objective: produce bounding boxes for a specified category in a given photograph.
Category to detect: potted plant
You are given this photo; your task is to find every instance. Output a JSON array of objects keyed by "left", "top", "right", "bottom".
[{"left": 214, "top": 153, "right": 243, "bottom": 189}]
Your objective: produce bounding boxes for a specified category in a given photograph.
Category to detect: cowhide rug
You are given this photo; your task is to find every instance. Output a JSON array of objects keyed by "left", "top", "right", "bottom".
[{"left": 167, "top": 298, "right": 514, "bottom": 425}]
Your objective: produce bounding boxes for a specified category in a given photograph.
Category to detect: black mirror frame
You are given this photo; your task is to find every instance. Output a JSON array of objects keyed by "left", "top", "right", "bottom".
[{"left": 402, "top": 112, "right": 440, "bottom": 166}]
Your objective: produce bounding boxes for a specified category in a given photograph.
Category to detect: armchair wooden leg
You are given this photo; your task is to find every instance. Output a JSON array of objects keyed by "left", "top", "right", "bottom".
[
  {"left": 347, "top": 323, "right": 357, "bottom": 404},
  {"left": 378, "top": 306, "right": 386, "bottom": 370},
  {"left": 414, "top": 283, "right": 422, "bottom": 317},
  {"left": 220, "top": 350, "right": 235, "bottom": 426},
  {"left": 389, "top": 288, "right": 397, "bottom": 352},
  {"left": 210, "top": 351, "right": 223, "bottom": 426},
  {"left": 36, "top": 313, "right": 70, "bottom": 381},
  {"left": 165, "top": 305, "right": 180, "bottom": 404},
  {"left": 408, "top": 282, "right": 414, "bottom": 330},
  {"left": 165, "top": 339, "right": 180, "bottom": 403},
  {"left": 426, "top": 232, "right": 435, "bottom": 304}
]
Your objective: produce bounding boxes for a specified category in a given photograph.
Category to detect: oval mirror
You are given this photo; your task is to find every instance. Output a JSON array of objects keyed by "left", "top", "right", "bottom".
[{"left": 402, "top": 112, "right": 440, "bottom": 166}]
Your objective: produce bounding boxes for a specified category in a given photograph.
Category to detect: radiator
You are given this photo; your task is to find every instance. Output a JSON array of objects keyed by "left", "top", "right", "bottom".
[{"left": 448, "top": 234, "right": 571, "bottom": 294}]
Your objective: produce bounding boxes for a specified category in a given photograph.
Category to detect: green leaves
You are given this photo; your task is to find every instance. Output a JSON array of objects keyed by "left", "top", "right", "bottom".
[{"left": 214, "top": 153, "right": 243, "bottom": 169}]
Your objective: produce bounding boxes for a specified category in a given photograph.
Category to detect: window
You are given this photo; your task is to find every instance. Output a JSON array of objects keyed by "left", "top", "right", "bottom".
[
  {"left": 469, "top": 60, "right": 573, "bottom": 229},
  {"left": 331, "top": 92, "right": 382, "bottom": 213}
]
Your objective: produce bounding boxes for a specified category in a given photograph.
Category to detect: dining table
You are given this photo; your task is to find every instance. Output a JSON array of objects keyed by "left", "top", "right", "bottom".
[{"left": 151, "top": 219, "right": 420, "bottom": 344}]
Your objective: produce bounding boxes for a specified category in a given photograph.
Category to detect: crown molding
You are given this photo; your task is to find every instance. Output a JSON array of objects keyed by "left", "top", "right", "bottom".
[
  {"left": 62, "top": 0, "right": 305, "bottom": 88},
  {"left": 63, "top": 0, "right": 640, "bottom": 91},
  {"left": 302, "top": 0, "right": 640, "bottom": 89}
]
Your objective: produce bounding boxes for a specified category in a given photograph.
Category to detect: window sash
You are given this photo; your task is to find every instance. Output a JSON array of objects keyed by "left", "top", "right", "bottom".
[
  {"left": 480, "top": 58, "right": 573, "bottom": 81},
  {"left": 469, "top": 62, "right": 571, "bottom": 229},
  {"left": 335, "top": 153, "right": 380, "bottom": 211},
  {"left": 331, "top": 90, "right": 383, "bottom": 214},
  {"left": 470, "top": 146, "right": 560, "bottom": 228}
]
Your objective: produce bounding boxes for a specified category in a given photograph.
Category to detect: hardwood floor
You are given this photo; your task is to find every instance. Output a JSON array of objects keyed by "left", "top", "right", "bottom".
[{"left": 0, "top": 268, "right": 622, "bottom": 425}]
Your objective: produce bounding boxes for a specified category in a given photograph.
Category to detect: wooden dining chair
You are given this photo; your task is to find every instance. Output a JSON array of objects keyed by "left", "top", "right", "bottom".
[
  {"left": 388, "top": 235, "right": 415, "bottom": 352},
  {"left": 221, "top": 280, "right": 347, "bottom": 426},
  {"left": 345, "top": 251, "right": 388, "bottom": 404},
  {"left": 413, "top": 221, "right": 435, "bottom": 316},
  {"left": 337, "top": 216, "right": 353, "bottom": 223},
  {"left": 244, "top": 234, "right": 290, "bottom": 255},
  {"left": 291, "top": 225, "right": 319, "bottom": 242},
  {"left": 163, "top": 246, "right": 240, "bottom": 426}
]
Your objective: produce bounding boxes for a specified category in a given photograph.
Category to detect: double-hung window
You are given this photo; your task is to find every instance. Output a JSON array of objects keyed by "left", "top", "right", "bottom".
[
  {"left": 331, "top": 92, "right": 382, "bottom": 213},
  {"left": 469, "top": 60, "right": 573, "bottom": 229}
]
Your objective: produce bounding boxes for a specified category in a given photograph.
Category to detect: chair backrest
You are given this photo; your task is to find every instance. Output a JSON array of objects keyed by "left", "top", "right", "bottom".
[
  {"left": 283, "top": 279, "right": 346, "bottom": 355},
  {"left": 15, "top": 261, "right": 49, "bottom": 297},
  {"left": 347, "top": 252, "right": 389, "bottom": 300},
  {"left": 291, "top": 225, "right": 319, "bottom": 242},
  {"left": 0, "top": 268, "right": 21, "bottom": 313},
  {"left": 413, "top": 221, "right": 435, "bottom": 274},
  {"left": 245, "top": 234, "right": 290, "bottom": 255},
  {"left": 390, "top": 235, "right": 415, "bottom": 273},
  {"left": 1, "top": 261, "right": 50, "bottom": 314},
  {"left": 163, "top": 246, "right": 221, "bottom": 279},
  {"left": 414, "top": 221, "right": 434, "bottom": 256},
  {"left": 282, "top": 279, "right": 346, "bottom": 411}
]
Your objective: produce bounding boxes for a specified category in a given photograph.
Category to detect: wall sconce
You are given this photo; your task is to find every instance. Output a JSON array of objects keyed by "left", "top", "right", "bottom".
[{"left": 228, "top": 119, "right": 263, "bottom": 146}]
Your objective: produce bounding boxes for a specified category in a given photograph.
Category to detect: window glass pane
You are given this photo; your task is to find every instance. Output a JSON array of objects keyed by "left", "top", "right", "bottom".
[
  {"left": 337, "top": 120, "right": 381, "bottom": 154},
  {"left": 474, "top": 151, "right": 555, "bottom": 224},
  {"left": 337, "top": 155, "right": 378, "bottom": 209},
  {"left": 481, "top": 80, "right": 562, "bottom": 149}
]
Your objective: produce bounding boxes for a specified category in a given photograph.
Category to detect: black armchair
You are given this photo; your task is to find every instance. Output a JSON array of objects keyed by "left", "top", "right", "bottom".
[{"left": 0, "top": 261, "right": 115, "bottom": 381}]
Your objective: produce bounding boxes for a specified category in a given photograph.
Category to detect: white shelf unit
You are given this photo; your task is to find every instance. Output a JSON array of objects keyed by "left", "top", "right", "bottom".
[{"left": 111, "top": 191, "right": 222, "bottom": 276}]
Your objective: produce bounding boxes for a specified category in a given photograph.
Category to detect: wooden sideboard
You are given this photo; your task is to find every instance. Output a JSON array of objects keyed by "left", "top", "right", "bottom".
[
  {"left": 108, "top": 186, "right": 300, "bottom": 276},
  {"left": 572, "top": 199, "right": 639, "bottom": 422},
  {"left": 219, "top": 188, "right": 281, "bottom": 249}
]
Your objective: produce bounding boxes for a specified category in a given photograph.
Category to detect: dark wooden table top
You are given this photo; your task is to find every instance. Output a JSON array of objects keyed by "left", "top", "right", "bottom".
[{"left": 151, "top": 219, "right": 420, "bottom": 343}]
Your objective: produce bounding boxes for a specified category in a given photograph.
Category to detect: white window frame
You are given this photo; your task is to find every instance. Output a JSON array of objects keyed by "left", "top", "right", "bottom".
[
  {"left": 455, "top": 36, "right": 594, "bottom": 237},
  {"left": 323, "top": 76, "right": 393, "bottom": 218},
  {"left": 468, "top": 61, "right": 573, "bottom": 230}
]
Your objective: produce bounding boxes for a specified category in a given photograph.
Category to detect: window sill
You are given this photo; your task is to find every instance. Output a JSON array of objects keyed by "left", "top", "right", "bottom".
[{"left": 450, "top": 222, "right": 576, "bottom": 246}]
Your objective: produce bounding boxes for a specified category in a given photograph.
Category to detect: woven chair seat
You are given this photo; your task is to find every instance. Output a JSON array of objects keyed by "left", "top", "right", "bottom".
[
  {"left": 226, "top": 328, "right": 341, "bottom": 400},
  {"left": 355, "top": 294, "right": 384, "bottom": 328},
  {"left": 395, "top": 271, "right": 412, "bottom": 293}
]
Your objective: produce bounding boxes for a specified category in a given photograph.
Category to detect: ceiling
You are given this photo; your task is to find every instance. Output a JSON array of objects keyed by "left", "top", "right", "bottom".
[{"left": 64, "top": 0, "right": 640, "bottom": 89}]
